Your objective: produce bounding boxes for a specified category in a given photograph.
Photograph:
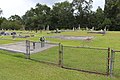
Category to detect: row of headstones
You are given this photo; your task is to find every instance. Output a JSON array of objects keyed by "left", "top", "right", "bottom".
[
  {"left": 46, "top": 24, "right": 107, "bottom": 31},
  {"left": 72, "top": 27, "right": 107, "bottom": 31},
  {"left": 0, "top": 25, "right": 107, "bottom": 32},
  {"left": 0, "top": 31, "right": 16, "bottom": 36},
  {"left": 0, "top": 29, "right": 17, "bottom": 31},
  {"left": 46, "top": 25, "right": 107, "bottom": 32}
]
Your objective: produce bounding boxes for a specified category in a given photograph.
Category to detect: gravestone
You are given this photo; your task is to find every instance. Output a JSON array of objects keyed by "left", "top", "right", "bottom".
[
  {"left": 56, "top": 28, "right": 61, "bottom": 33},
  {"left": 40, "top": 36, "right": 45, "bottom": 47},
  {"left": 11, "top": 32, "right": 16, "bottom": 35},
  {"left": 92, "top": 27, "right": 94, "bottom": 31},
  {"left": 100, "top": 29, "right": 103, "bottom": 31},
  {"left": 43, "top": 26, "right": 45, "bottom": 31},
  {"left": 104, "top": 27, "right": 106, "bottom": 31},
  {"left": 46, "top": 25, "right": 49, "bottom": 31},
  {"left": 86, "top": 27, "right": 89, "bottom": 31},
  {"left": 78, "top": 24, "right": 80, "bottom": 30},
  {"left": 0, "top": 31, "right": 5, "bottom": 35},
  {"left": 73, "top": 27, "right": 75, "bottom": 31},
  {"left": 4, "top": 32, "right": 10, "bottom": 35}
]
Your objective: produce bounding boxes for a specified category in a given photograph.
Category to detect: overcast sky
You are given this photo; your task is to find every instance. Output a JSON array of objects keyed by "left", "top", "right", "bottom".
[{"left": 0, "top": 0, "right": 105, "bottom": 18}]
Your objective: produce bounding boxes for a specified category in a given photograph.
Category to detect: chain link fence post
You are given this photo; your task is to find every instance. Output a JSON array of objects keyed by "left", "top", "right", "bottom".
[
  {"left": 58, "top": 43, "right": 62, "bottom": 66},
  {"left": 26, "top": 40, "right": 30, "bottom": 59},
  {"left": 58, "top": 43, "right": 63, "bottom": 67},
  {"left": 33, "top": 42, "right": 35, "bottom": 49},
  {"left": 110, "top": 49, "right": 115, "bottom": 77},
  {"left": 107, "top": 48, "right": 110, "bottom": 76},
  {"left": 61, "top": 44, "right": 64, "bottom": 67}
]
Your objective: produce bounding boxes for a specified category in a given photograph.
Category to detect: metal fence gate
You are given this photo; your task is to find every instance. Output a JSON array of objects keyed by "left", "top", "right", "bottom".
[
  {"left": 26, "top": 41, "right": 119, "bottom": 76},
  {"left": 25, "top": 40, "right": 60, "bottom": 65},
  {"left": 60, "top": 46, "right": 110, "bottom": 75},
  {"left": 110, "top": 50, "right": 120, "bottom": 77}
]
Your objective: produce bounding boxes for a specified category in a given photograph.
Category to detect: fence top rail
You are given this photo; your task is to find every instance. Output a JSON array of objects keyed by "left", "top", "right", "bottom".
[
  {"left": 113, "top": 50, "right": 120, "bottom": 52},
  {"left": 29, "top": 40, "right": 60, "bottom": 45},
  {"left": 0, "top": 38, "right": 25, "bottom": 42},
  {"left": 63, "top": 45, "right": 108, "bottom": 50}
]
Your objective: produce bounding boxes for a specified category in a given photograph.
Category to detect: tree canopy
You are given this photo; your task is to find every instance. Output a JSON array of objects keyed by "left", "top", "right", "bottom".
[
  {"left": 0, "top": 8, "right": 2, "bottom": 15},
  {"left": 0, "top": 0, "right": 120, "bottom": 31}
]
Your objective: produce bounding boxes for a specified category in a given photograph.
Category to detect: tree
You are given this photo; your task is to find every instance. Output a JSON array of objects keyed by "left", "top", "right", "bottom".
[
  {"left": 8, "top": 15, "right": 22, "bottom": 21},
  {"left": 0, "top": 8, "right": 2, "bottom": 15},
  {"left": 104, "top": 0, "right": 120, "bottom": 30},
  {"left": 102, "top": 18, "right": 112, "bottom": 30},
  {"left": 51, "top": 1, "right": 74, "bottom": 29},
  {"left": 104, "top": 0, "right": 119, "bottom": 18},
  {"left": 1, "top": 20, "right": 22, "bottom": 30},
  {"left": 72, "top": 0, "right": 93, "bottom": 28},
  {"left": 94, "top": 6, "right": 104, "bottom": 29},
  {"left": 0, "top": 17, "right": 6, "bottom": 29},
  {"left": 22, "top": 4, "right": 51, "bottom": 30}
]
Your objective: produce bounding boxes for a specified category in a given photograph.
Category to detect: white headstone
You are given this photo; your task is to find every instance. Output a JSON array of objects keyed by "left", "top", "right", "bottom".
[
  {"left": 86, "top": 27, "right": 89, "bottom": 31},
  {"left": 92, "top": 27, "right": 94, "bottom": 31},
  {"left": 101, "top": 29, "right": 103, "bottom": 32},
  {"left": 78, "top": 24, "right": 80, "bottom": 30},
  {"left": 104, "top": 27, "right": 106, "bottom": 31},
  {"left": 43, "top": 26, "right": 45, "bottom": 31},
  {"left": 56, "top": 28, "right": 58, "bottom": 31},
  {"left": 73, "top": 27, "right": 75, "bottom": 31},
  {"left": 75, "top": 27, "right": 76, "bottom": 30},
  {"left": 46, "top": 25, "right": 49, "bottom": 31}
]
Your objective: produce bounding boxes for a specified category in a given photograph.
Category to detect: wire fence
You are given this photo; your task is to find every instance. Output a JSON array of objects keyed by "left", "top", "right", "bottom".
[
  {"left": 2, "top": 40, "right": 118, "bottom": 77},
  {"left": 61, "top": 46, "right": 109, "bottom": 75},
  {"left": 111, "top": 50, "right": 120, "bottom": 77},
  {"left": 25, "top": 41, "right": 114, "bottom": 76},
  {"left": 26, "top": 40, "right": 60, "bottom": 65}
]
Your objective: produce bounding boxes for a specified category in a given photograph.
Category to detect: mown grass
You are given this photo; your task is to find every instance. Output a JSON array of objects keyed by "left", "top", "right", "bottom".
[
  {"left": 31, "top": 46, "right": 120, "bottom": 78},
  {"left": 0, "top": 31, "right": 120, "bottom": 50},
  {"left": 0, "top": 50, "right": 117, "bottom": 80},
  {"left": 31, "top": 47, "right": 108, "bottom": 73},
  {"left": 31, "top": 46, "right": 59, "bottom": 64},
  {"left": 0, "top": 30, "right": 120, "bottom": 80},
  {"left": 46, "top": 31, "right": 120, "bottom": 49}
]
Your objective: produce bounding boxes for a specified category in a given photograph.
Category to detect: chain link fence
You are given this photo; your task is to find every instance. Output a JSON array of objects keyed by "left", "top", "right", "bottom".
[
  {"left": 26, "top": 40, "right": 60, "bottom": 65},
  {"left": 25, "top": 41, "right": 113, "bottom": 75},
  {"left": 60, "top": 46, "right": 110, "bottom": 75},
  {"left": 111, "top": 50, "right": 120, "bottom": 77},
  {"left": 2, "top": 40, "right": 118, "bottom": 77}
]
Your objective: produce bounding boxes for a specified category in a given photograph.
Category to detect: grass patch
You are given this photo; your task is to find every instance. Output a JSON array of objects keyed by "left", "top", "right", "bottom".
[
  {"left": 0, "top": 31, "right": 120, "bottom": 79},
  {"left": 31, "top": 46, "right": 59, "bottom": 64},
  {"left": 0, "top": 50, "right": 118, "bottom": 80}
]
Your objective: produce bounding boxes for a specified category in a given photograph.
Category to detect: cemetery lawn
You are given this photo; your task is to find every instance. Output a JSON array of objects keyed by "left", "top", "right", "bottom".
[
  {"left": 0, "top": 50, "right": 118, "bottom": 80},
  {"left": 0, "top": 31, "right": 120, "bottom": 50},
  {"left": 0, "top": 31, "right": 120, "bottom": 80}
]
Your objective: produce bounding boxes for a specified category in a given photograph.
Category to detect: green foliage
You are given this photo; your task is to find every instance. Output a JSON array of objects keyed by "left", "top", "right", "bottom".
[
  {"left": 0, "top": 0, "right": 120, "bottom": 31},
  {"left": 51, "top": 1, "right": 74, "bottom": 29},
  {"left": 94, "top": 6, "right": 104, "bottom": 29},
  {"left": 0, "top": 31, "right": 120, "bottom": 79},
  {"left": 102, "top": 18, "right": 112, "bottom": 28},
  {"left": 72, "top": 0, "right": 93, "bottom": 28},
  {"left": 1, "top": 20, "right": 22, "bottom": 30},
  {"left": 104, "top": 0, "right": 120, "bottom": 30},
  {"left": 0, "top": 17, "right": 6, "bottom": 29},
  {"left": 0, "top": 8, "right": 2, "bottom": 15},
  {"left": 22, "top": 4, "right": 51, "bottom": 30}
]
